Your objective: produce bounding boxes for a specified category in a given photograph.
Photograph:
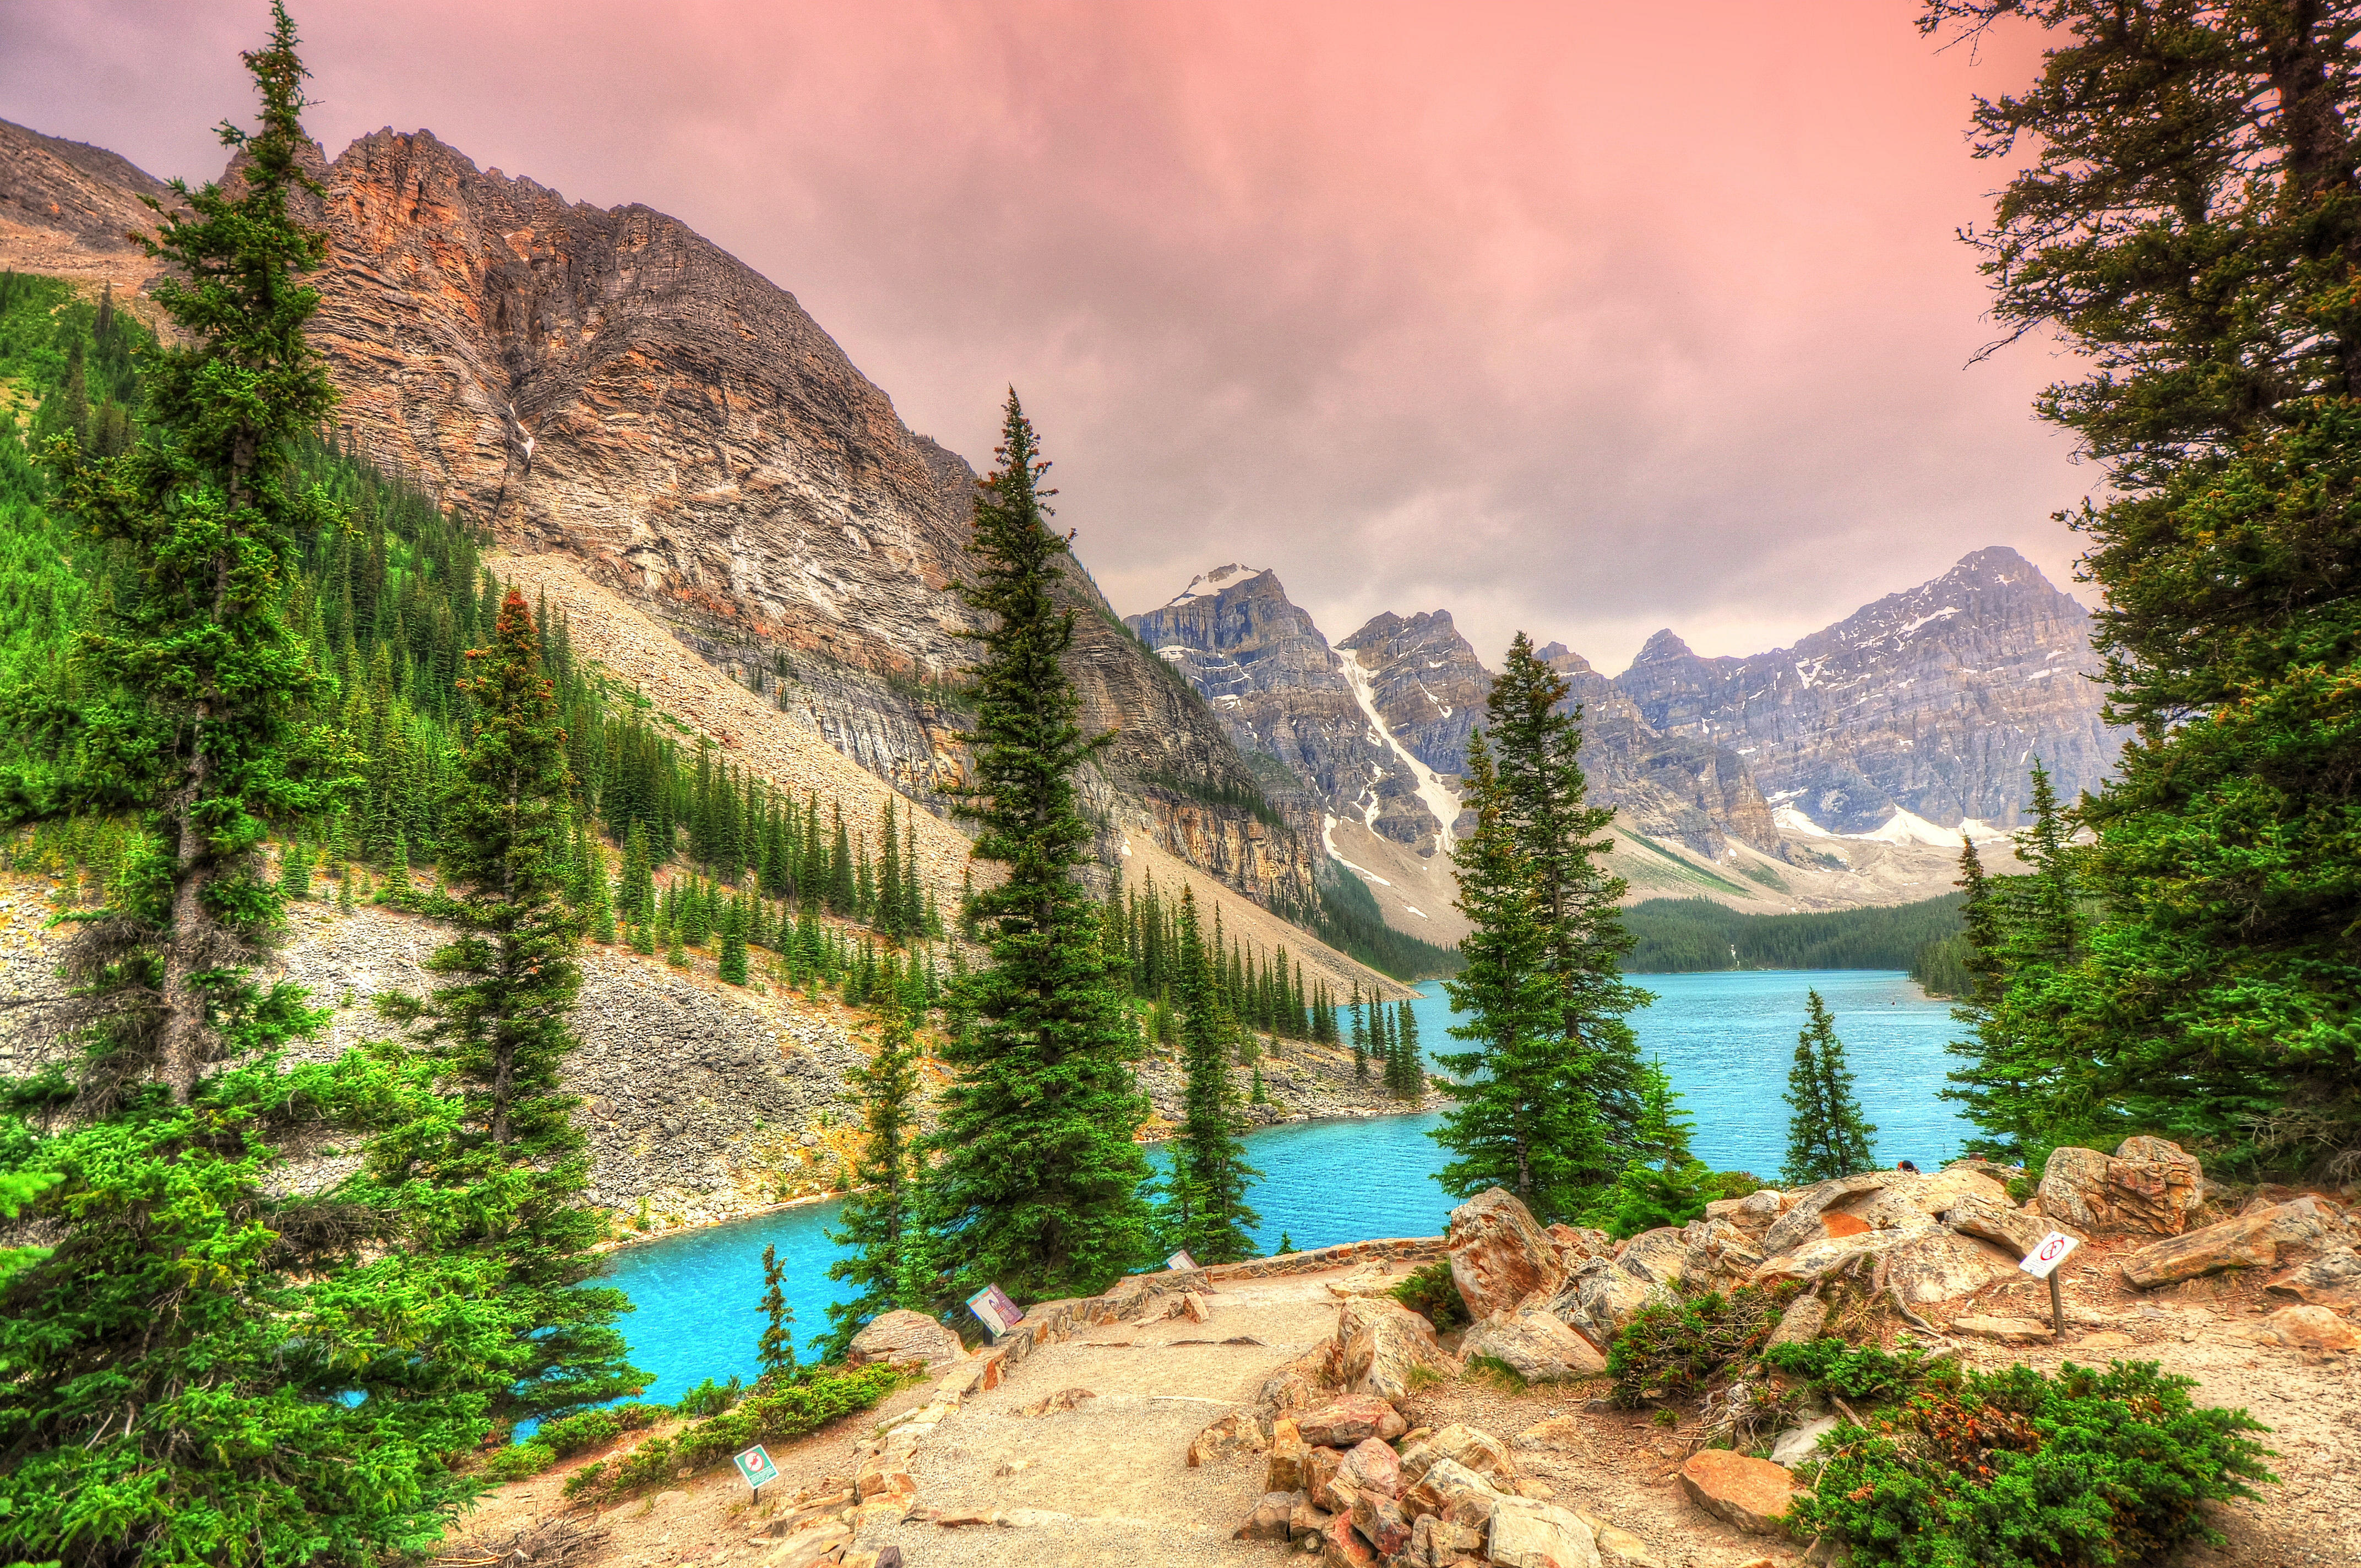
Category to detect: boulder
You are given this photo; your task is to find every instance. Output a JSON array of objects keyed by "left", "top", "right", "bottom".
[
  {"left": 1677, "top": 1216, "right": 1766, "bottom": 1284},
  {"left": 1939, "top": 1193, "right": 2050, "bottom": 1256},
  {"left": 1769, "top": 1414, "right": 1840, "bottom": 1468},
  {"left": 1337, "top": 1437, "right": 1403, "bottom": 1500},
  {"left": 1760, "top": 1173, "right": 1895, "bottom": 1257},
  {"left": 2260, "top": 1304, "right": 2358, "bottom": 1352},
  {"left": 2265, "top": 1245, "right": 2361, "bottom": 1309},
  {"left": 1573, "top": 1510, "right": 1662, "bottom": 1568},
  {"left": 1266, "top": 1418, "right": 1309, "bottom": 1493},
  {"left": 1616, "top": 1226, "right": 1691, "bottom": 1285},
  {"left": 1765, "top": 1291, "right": 1828, "bottom": 1348},
  {"left": 1545, "top": 1255, "right": 1671, "bottom": 1349},
  {"left": 1336, "top": 1297, "right": 1457, "bottom": 1402},
  {"left": 1679, "top": 1449, "right": 1795, "bottom": 1536},
  {"left": 1409, "top": 1514, "right": 1489, "bottom": 1566},
  {"left": 2119, "top": 1196, "right": 2357, "bottom": 1290},
  {"left": 1513, "top": 1415, "right": 1588, "bottom": 1452},
  {"left": 1449, "top": 1187, "right": 1566, "bottom": 1320},
  {"left": 1400, "top": 1456, "right": 1503, "bottom": 1527},
  {"left": 1290, "top": 1496, "right": 1334, "bottom": 1547},
  {"left": 1315, "top": 1509, "right": 1377, "bottom": 1567},
  {"left": 1950, "top": 1315, "right": 2056, "bottom": 1343},
  {"left": 1185, "top": 1411, "right": 1264, "bottom": 1467},
  {"left": 1836, "top": 1167, "right": 2012, "bottom": 1233},
  {"left": 1254, "top": 1343, "right": 1341, "bottom": 1418},
  {"left": 1706, "top": 1190, "right": 1786, "bottom": 1236},
  {"left": 1235, "top": 1491, "right": 1299, "bottom": 1541},
  {"left": 1883, "top": 1229, "right": 2022, "bottom": 1305},
  {"left": 1349, "top": 1490, "right": 1413, "bottom": 1557},
  {"left": 2037, "top": 1139, "right": 2205, "bottom": 1237},
  {"left": 1549, "top": 1223, "right": 1615, "bottom": 1264},
  {"left": 1307, "top": 1446, "right": 1347, "bottom": 1512},
  {"left": 845, "top": 1309, "right": 964, "bottom": 1372},
  {"left": 1401, "top": 1422, "right": 1519, "bottom": 1486},
  {"left": 1298, "top": 1393, "right": 1408, "bottom": 1447},
  {"left": 1754, "top": 1227, "right": 1917, "bottom": 1287},
  {"left": 1486, "top": 1495, "right": 1602, "bottom": 1568},
  {"left": 1464, "top": 1308, "right": 1608, "bottom": 1383}
]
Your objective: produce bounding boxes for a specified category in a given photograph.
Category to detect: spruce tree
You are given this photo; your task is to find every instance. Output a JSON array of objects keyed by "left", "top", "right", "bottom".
[
  {"left": 1167, "top": 887, "right": 1260, "bottom": 1264},
  {"left": 1350, "top": 984, "right": 1369, "bottom": 1082},
  {"left": 0, "top": 10, "right": 504, "bottom": 1558},
  {"left": 719, "top": 891, "right": 749, "bottom": 984},
  {"left": 1433, "top": 728, "right": 1606, "bottom": 1223},
  {"left": 373, "top": 589, "right": 642, "bottom": 1420},
  {"left": 923, "top": 394, "right": 1152, "bottom": 1302},
  {"left": 757, "top": 1244, "right": 797, "bottom": 1383},
  {"left": 1601, "top": 1062, "right": 1715, "bottom": 1238},
  {"left": 1783, "top": 990, "right": 1879, "bottom": 1184},
  {"left": 1925, "top": 0, "right": 2361, "bottom": 1173},
  {"left": 1489, "top": 634, "right": 1651, "bottom": 1172},
  {"left": 825, "top": 990, "right": 926, "bottom": 1356},
  {"left": 620, "top": 818, "right": 655, "bottom": 926}
]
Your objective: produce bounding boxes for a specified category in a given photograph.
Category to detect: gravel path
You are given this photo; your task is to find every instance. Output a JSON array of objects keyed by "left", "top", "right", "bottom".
[{"left": 867, "top": 1268, "right": 1384, "bottom": 1567}]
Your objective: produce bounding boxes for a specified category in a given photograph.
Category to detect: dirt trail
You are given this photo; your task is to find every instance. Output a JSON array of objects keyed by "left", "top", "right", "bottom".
[{"left": 869, "top": 1268, "right": 1365, "bottom": 1567}]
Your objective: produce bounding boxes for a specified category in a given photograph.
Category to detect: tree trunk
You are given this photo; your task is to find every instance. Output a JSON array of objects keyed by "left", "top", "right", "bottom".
[{"left": 158, "top": 765, "right": 210, "bottom": 1105}]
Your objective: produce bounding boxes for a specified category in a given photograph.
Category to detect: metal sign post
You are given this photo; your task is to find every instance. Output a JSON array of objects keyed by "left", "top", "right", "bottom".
[
  {"left": 733, "top": 1443, "right": 780, "bottom": 1496},
  {"left": 2017, "top": 1231, "right": 2081, "bottom": 1338}
]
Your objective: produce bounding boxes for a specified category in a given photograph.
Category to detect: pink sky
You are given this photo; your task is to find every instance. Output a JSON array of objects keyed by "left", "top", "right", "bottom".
[{"left": 2, "top": 1, "right": 2079, "bottom": 670}]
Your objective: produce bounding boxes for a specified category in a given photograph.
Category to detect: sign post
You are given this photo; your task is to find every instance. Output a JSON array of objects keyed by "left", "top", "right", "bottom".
[
  {"left": 733, "top": 1442, "right": 779, "bottom": 1497},
  {"left": 2017, "top": 1231, "right": 2080, "bottom": 1338}
]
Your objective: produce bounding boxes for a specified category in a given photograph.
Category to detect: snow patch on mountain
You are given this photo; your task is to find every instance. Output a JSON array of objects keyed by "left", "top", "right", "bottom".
[{"left": 1339, "top": 651, "right": 1461, "bottom": 855}]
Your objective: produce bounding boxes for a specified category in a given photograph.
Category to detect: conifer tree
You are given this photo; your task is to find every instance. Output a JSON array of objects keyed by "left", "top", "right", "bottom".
[
  {"left": 620, "top": 818, "right": 655, "bottom": 926},
  {"left": 825, "top": 990, "right": 927, "bottom": 1355},
  {"left": 1601, "top": 1062, "right": 1715, "bottom": 1238},
  {"left": 1350, "top": 984, "right": 1369, "bottom": 1082},
  {"left": 757, "top": 1243, "right": 796, "bottom": 1382},
  {"left": 374, "top": 589, "right": 641, "bottom": 1420},
  {"left": 0, "top": 10, "right": 508, "bottom": 1558},
  {"left": 830, "top": 804, "right": 856, "bottom": 913},
  {"left": 1166, "top": 887, "right": 1260, "bottom": 1263},
  {"left": 720, "top": 891, "right": 749, "bottom": 984},
  {"left": 878, "top": 801, "right": 904, "bottom": 938},
  {"left": 1783, "top": 989, "right": 1878, "bottom": 1184},
  {"left": 1433, "top": 729, "right": 1606, "bottom": 1223},
  {"left": 1925, "top": 0, "right": 2361, "bottom": 1173},
  {"left": 923, "top": 394, "right": 1152, "bottom": 1302},
  {"left": 585, "top": 837, "right": 616, "bottom": 943}
]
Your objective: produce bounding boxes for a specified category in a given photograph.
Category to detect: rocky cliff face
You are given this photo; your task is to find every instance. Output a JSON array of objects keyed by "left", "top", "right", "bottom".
[
  {"left": 0, "top": 117, "right": 174, "bottom": 286},
  {"left": 1611, "top": 547, "right": 2115, "bottom": 834},
  {"left": 1336, "top": 611, "right": 1490, "bottom": 779},
  {"left": 1125, "top": 567, "right": 1441, "bottom": 852},
  {"left": 0, "top": 118, "right": 1310, "bottom": 913}
]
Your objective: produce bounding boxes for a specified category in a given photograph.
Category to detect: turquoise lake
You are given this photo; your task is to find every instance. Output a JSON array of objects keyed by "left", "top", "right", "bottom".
[{"left": 592, "top": 968, "right": 1965, "bottom": 1404}]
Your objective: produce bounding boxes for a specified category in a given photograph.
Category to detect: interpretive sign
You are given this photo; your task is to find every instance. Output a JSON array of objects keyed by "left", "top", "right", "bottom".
[
  {"left": 1166, "top": 1249, "right": 1199, "bottom": 1272},
  {"left": 733, "top": 1443, "right": 779, "bottom": 1494},
  {"left": 966, "top": 1283, "right": 1023, "bottom": 1337}
]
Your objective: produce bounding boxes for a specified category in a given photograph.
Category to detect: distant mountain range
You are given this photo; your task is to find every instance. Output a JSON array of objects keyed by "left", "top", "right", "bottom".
[{"left": 1126, "top": 545, "right": 2115, "bottom": 874}]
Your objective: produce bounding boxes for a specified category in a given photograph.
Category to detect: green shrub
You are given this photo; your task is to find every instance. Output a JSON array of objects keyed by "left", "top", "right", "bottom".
[
  {"left": 1606, "top": 1278, "right": 1801, "bottom": 1408},
  {"left": 1706, "top": 1170, "right": 1768, "bottom": 1200},
  {"left": 564, "top": 1364, "right": 910, "bottom": 1502},
  {"left": 479, "top": 1401, "right": 666, "bottom": 1482},
  {"left": 670, "top": 1375, "right": 744, "bottom": 1418},
  {"left": 1389, "top": 1260, "right": 1470, "bottom": 1333},
  {"left": 1788, "top": 1360, "right": 2274, "bottom": 1568},
  {"left": 1762, "top": 1338, "right": 1929, "bottom": 1405}
]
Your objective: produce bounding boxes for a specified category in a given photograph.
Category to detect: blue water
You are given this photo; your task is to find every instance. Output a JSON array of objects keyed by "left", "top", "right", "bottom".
[{"left": 592, "top": 969, "right": 1965, "bottom": 1406}]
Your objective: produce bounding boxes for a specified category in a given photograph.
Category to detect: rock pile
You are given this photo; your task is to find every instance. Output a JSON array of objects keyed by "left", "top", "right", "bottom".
[{"left": 1233, "top": 1398, "right": 1600, "bottom": 1567}]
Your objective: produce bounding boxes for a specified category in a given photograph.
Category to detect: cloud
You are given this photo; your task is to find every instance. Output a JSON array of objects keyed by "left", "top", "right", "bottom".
[{"left": 1, "top": 0, "right": 2083, "bottom": 670}]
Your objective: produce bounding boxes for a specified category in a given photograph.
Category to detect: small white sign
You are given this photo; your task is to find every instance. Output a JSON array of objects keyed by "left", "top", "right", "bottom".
[
  {"left": 2018, "top": 1231, "right": 2080, "bottom": 1280},
  {"left": 1166, "top": 1249, "right": 1199, "bottom": 1272},
  {"left": 733, "top": 1443, "right": 779, "bottom": 1492},
  {"left": 966, "top": 1283, "right": 1023, "bottom": 1337}
]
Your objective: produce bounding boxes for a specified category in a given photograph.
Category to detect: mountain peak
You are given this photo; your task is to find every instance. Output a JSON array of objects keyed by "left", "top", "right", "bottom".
[
  {"left": 1161, "top": 563, "right": 1276, "bottom": 608},
  {"left": 1631, "top": 628, "right": 1696, "bottom": 664},
  {"left": 1535, "top": 640, "right": 1595, "bottom": 676}
]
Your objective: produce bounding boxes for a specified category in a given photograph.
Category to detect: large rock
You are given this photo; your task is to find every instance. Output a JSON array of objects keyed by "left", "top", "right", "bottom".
[
  {"left": 1336, "top": 1297, "right": 1458, "bottom": 1402},
  {"left": 1401, "top": 1423, "right": 1520, "bottom": 1487},
  {"left": 2119, "top": 1196, "right": 2357, "bottom": 1290},
  {"left": 2265, "top": 1245, "right": 2361, "bottom": 1309},
  {"left": 1760, "top": 1173, "right": 1896, "bottom": 1257},
  {"left": 1675, "top": 1216, "right": 1766, "bottom": 1284},
  {"left": 1348, "top": 1490, "right": 1413, "bottom": 1557},
  {"left": 2259, "top": 1305, "right": 2358, "bottom": 1352},
  {"left": 1296, "top": 1393, "right": 1408, "bottom": 1448},
  {"left": 1186, "top": 1411, "right": 1266, "bottom": 1467},
  {"left": 1235, "top": 1491, "right": 1299, "bottom": 1542},
  {"left": 1337, "top": 1438, "right": 1403, "bottom": 1500},
  {"left": 1449, "top": 1187, "right": 1567, "bottom": 1321},
  {"left": 1754, "top": 1227, "right": 1918, "bottom": 1287},
  {"left": 1770, "top": 1414, "right": 1841, "bottom": 1468},
  {"left": 2037, "top": 1139, "right": 2205, "bottom": 1236},
  {"left": 845, "top": 1309, "right": 965, "bottom": 1372},
  {"left": 1838, "top": 1167, "right": 2012, "bottom": 1232},
  {"left": 1486, "top": 1495, "right": 1602, "bottom": 1568},
  {"left": 1766, "top": 1291, "right": 1830, "bottom": 1348},
  {"left": 1939, "top": 1193, "right": 2049, "bottom": 1257},
  {"left": 1546, "top": 1255, "right": 1669, "bottom": 1349},
  {"left": 1464, "top": 1308, "right": 1609, "bottom": 1383},
  {"left": 1679, "top": 1449, "right": 1794, "bottom": 1536},
  {"left": 1255, "top": 1344, "right": 1341, "bottom": 1418},
  {"left": 1401, "top": 1456, "right": 1503, "bottom": 1527},
  {"left": 1883, "top": 1229, "right": 2023, "bottom": 1305},
  {"left": 1265, "top": 1418, "right": 1309, "bottom": 1493},
  {"left": 1548, "top": 1223, "right": 1615, "bottom": 1265}
]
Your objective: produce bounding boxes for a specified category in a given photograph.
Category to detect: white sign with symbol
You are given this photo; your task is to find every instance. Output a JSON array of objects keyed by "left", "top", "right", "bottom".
[
  {"left": 2018, "top": 1231, "right": 2080, "bottom": 1280},
  {"left": 734, "top": 1443, "right": 779, "bottom": 1493}
]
